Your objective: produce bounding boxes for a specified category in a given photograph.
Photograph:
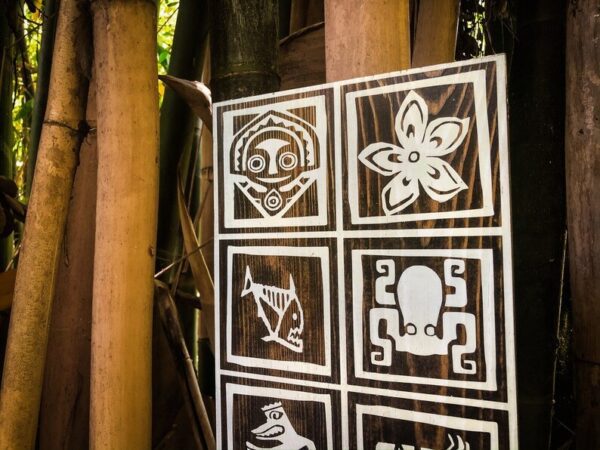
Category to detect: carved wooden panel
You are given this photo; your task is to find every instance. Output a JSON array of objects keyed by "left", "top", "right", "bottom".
[{"left": 214, "top": 55, "right": 518, "bottom": 449}]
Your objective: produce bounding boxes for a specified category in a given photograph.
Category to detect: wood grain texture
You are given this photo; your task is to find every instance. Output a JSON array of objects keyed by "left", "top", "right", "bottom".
[
  {"left": 279, "top": 23, "right": 325, "bottom": 91},
  {"left": 214, "top": 57, "right": 516, "bottom": 449},
  {"left": 324, "top": 0, "right": 411, "bottom": 82},
  {"left": 566, "top": 0, "right": 600, "bottom": 447},
  {"left": 412, "top": 0, "right": 460, "bottom": 67}
]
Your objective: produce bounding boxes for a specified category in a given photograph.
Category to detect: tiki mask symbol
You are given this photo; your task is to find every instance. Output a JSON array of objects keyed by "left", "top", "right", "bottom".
[
  {"left": 241, "top": 266, "right": 304, "bottom": 353},
  {"left": 231, "top": 110, "right": 320, "bottom": 218},
  {"left": 246, "top": 402, "right": 316, "bottom": 450}
]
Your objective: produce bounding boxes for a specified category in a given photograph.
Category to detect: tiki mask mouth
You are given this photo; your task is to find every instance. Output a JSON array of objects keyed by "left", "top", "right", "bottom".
[
  {"left": 252, "top": 424, "right": 285, "bottom": 440},
  {"left": 257, "top": 175, "right": 292, "bottom": 183}
]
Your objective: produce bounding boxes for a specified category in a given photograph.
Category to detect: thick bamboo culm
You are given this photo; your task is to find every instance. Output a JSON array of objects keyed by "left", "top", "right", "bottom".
[
  {"left": 89, "top": 0, "right": 158, "bottom": 448},
  {"left": 412, "top": 0, "right": 460, "bottom": 67},
  {"left": 324, "top": 0, "right": 411, "bottom": 82},
  {"left": 0, "top": 0, "right": 90, "bottom": 447}
]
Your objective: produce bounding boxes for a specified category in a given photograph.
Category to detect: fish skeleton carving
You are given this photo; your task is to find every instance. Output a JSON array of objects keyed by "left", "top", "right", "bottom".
[
  {"left": 241, "top": 266, "right": 304, "bottom": 353},
  {"left": 246, "top": 402, "right": 316, "bottom": 450}
]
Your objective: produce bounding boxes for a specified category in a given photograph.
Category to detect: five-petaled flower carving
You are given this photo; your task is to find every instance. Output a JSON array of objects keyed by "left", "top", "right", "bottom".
[{"left": 358, "top": 90, "right": 470, "bottom": 215}]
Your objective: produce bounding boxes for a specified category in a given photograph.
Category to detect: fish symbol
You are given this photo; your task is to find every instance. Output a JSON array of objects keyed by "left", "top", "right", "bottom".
[
  {"left": 241, "top": 266, "right": 304, "bottom": 353},
  {"left": 246, "top": 402, "right": 316, "bottom": 450}
]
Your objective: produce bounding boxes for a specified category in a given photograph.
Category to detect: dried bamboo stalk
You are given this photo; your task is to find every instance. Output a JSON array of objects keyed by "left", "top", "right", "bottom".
[
  {"left": 0, "top": 0, "right": 90, "bottom": 447},
  {"left": 89, "top": 0, "right": 158, "bottom": 448}
]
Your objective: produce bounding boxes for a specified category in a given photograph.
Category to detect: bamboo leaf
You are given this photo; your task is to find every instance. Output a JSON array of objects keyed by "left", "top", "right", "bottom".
[
  {"left": 159, "top": 74, "right": 212, "bottom": 132},
  {"left": 0, "top": 269, "right": 16, "bottom": 311}
]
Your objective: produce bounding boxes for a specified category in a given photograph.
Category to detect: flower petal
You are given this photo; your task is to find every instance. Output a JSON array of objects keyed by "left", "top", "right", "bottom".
[
  {"left": 420, "top": 157, "right": 468, "bottom": 203},
  {"left": 424, "top": 116, "right": 470, "bottom": 156},
  {"left": 358, "top": 143, "right": 406, "bottom": 176},
  {"left": 381, "top": 172, "right": 420, "bottom": 215},
  {"left": 395, "top": 91, "right": 428, "bottom": 149}
]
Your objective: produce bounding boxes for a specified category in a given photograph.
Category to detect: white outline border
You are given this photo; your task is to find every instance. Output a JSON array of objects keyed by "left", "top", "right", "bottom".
[
  {"left": 226, "top": 245, "right": 332, "bottom": 376},
  {"left": 346, "top": 70, "right": 494, "bottom": 224},
  {"left": 222, "top": 95, "right": 329, "bottom": 229},
  {"left": 226, "top": 383, "right": 334, "bottom": 450},
  {"left": 356, "top": 404, "right": 499, "bottom": 450},
  {"left": 352, "top": 248, "right": 497, "bottom": 391},
  {"left": 214, "top": 55, "right": 519, "bottom": 450}
]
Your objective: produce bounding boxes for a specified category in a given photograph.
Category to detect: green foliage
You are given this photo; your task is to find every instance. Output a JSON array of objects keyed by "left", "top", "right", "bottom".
[
  {"left": 157, "top": 0, "right": 179, "bottom": 100},
  {"left": 7, "top": 0, "right": 180, "bottom": 195}
]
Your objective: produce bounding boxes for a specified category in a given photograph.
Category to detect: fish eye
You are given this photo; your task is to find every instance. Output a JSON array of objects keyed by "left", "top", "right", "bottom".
[
  {"left": 269, "top": 411, "right": 283, "bottom": 420},
  {"left": 279, "top": 152, "right": 298, "bottom": 170},
  {"left": 248, "top": 154, "right": 266, "bottom": 173},
  {"left": 405, "top": 323, "right": 416, "bottom": 335},
  {"left": 292, "top": 313, "right": 297, "bottom": 320}
]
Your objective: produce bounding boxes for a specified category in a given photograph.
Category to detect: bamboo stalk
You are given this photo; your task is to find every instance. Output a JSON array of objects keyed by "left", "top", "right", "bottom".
[
  {"left": 411, "top": 0, "right": 460, "bottom": 67},
  {"left": 325, "top": 0, "right": 411, "bottom": 82},
  {"left": 26, "top": 0, "right": 59, "bottom": 197},
  {"left": 0, "top": 2, "right": 15, "bottom": 269},
  {"left": 210, "top": 0, "right": 280, "bottom": 101},
  {"left": 566, "top": 0, "right": 600, "bottom": 446},
  {"left": 0, "top": 0, "right": 91, "bottom": 447},
  {"left": 38, "top": 76, "right": 97, "bottom": 450},
  {"left": 155, "top": 282, "right": 215, "bottom": 450},
  {"left": 89, "top": 0, "right": 158, "bottom": 448}
]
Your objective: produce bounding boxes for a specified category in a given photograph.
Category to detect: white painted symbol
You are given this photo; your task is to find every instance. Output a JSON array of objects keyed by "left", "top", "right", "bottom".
[
  {"left": 369, "top": 259, "right": 477, "bottom": 374},
  {"left": 241, "top": 266, "right": 304, "bottom": 352},
  {"left": 375, "top": 434, "right": 470, "bottom": 450},
  {"left": 231, "top": 110, "right": 320, "bottom": 219},
  {"left": 246, "top": 402, "right": 316, "bottom": 450},
  {"left": 358, "top": 90, "right": 470, "bottom": 215}
]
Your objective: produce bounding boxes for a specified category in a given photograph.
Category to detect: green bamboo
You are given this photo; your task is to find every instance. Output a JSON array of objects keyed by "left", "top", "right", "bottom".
[
  {"left": 0, "top": 6, "right": 14, "bottom": 270},
  {"left": 156, "top": 0, "right": 209, "bottom": 278},
  {"left": 25, "top": 0, "right": 58, "bottom": 197},
  {"left": 210, "top": 0, "right": 280, "bottom": 102}
]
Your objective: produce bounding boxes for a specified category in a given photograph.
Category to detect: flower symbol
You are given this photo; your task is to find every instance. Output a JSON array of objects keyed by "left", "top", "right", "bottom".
[{"left": 358, "top": 90, "right": 470, "bottom": 215}]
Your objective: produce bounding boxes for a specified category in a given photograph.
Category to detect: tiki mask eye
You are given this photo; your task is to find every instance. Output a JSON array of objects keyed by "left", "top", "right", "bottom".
[
  {"left": 425, "top": 324, "right": 436, "bottom": 336},
  {"left": 405, "top": 323, "right": 417, "bottom": 335},
  {"left": 279, "top": 152, "right": 298, "bottom": 170},
  {"left": 269, "top": 410, "right": 283, "bottom": 420},
  {"left": 248, "top": 154, "right": 266, "bottom": 173}
]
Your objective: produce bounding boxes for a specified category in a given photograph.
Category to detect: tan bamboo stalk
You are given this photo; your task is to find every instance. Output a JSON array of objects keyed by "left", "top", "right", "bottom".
[
  {"left": 39, "top": 76, "right": 97, "bottom": 450},
  {"left": 0, "top": 0, "right": 90, "bottom": 447},
  {"left": 411, "top": 0, "right": 460, "bottom": 67},
  {"left": 566, "top": 0, "right": 600, "bottom": 446},
  {"left": 89, "top": 0, "right": 158, "bottom": 448},
  {"left": 324, "top": 0, "right": 410, "bottom": 81}
]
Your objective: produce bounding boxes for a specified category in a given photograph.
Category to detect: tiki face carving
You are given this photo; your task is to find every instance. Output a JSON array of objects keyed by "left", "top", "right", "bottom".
[
  {"left": 231, "top": 110, "right": 319, "bottom": 218},
  {"left": 246, "top": 402, "right": 316, "bottom": 450}
]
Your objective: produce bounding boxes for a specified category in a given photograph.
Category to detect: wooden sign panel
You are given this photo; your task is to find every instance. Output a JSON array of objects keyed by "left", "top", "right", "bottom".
[{"left": 214, "top": 55, "right": 518, "bottom": 449}]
